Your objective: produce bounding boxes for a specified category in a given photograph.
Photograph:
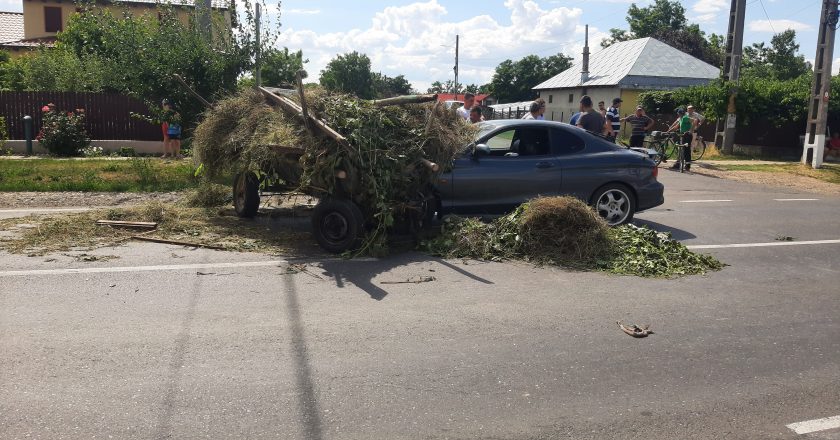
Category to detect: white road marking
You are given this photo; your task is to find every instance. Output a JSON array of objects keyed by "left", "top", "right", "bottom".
[
  {"left": 687, "top": 239, "right": 840, "bottom": 250},
  {"left": 787, "top": 414, "right": 840, "bottom": 435},
  {"left": 0, "top": 260, "right": 288, "bottom": 277},
  {"left": 678, "top": 199, "right": 733, "bottom": 203},
  {"left": 773, "top": 198, "right": 820, "bottom": 201}
]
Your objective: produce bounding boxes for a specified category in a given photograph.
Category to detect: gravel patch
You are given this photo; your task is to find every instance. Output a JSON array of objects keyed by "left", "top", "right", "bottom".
[{"left": 0, "top": 192, "right": 184, "bottom": 209}]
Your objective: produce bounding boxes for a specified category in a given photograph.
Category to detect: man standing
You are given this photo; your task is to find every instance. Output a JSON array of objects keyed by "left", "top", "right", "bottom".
[
  {"left": 469, "top": 107, "right": 483, "bottom": 124},
  {"left": 606, "top": 97, "right": 622, "bottom": 140},
  {"left": 521, "top": 101, "right": 542, "bottom": 120},
  {"left": 668, "top": 108, "right": 696, "bottom": 170},
  {"left": 576, "top": 95, "right": 605, "bottom": 134},
  {"left": 622, "top": 106, "right": 655, "bottom": 148},
  {"left": 534, "top": 98, "right": 546, "bottom": 120},
  {"left": 457, "top": 93, "right": 475, "bottom": 121}
]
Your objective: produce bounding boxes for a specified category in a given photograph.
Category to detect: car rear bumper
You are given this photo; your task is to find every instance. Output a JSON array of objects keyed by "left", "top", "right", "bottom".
[{"left": 636, "top": 181, "right": 665, "bottom": 212}]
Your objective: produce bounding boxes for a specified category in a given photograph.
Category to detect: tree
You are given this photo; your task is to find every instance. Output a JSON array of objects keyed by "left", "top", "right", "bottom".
[
  {"left": 601, "top": 0, "right": 721, "bottom": 67},
  {"left": 372, "top": 73, "right": 413, "bottom": 98},
  {"left": 261, "top": 48, "right": 306, "bottom": 86},
  {"left": 742, "top": 30, "right": 810, "bottom": 81},
  {"left": 320, "top": 51, "right": 375, "bottom": 99},
  {"left": 487, "top": 53, "right": 573, "bottom": 103}
]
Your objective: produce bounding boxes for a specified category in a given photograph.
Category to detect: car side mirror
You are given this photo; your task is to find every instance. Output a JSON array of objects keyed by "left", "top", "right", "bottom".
[{"left": 474, "top": 144, "right": 491, "bottom": 157}]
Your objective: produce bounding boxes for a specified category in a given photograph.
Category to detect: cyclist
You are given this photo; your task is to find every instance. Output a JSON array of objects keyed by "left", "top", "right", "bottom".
[{"left": 667, "top": 108, "right": 696, "bottom": 170}]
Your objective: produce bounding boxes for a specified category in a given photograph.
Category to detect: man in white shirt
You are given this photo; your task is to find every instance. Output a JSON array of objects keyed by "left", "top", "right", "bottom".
[{"left": 456, "top": 93, "right": 476, "bottom": 120}]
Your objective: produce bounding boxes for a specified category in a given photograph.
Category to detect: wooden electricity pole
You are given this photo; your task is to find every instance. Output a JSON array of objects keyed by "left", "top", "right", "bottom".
[
  {"left": 721, "top": 0, "right": 746, "bottom": 155},
  {"left": 802, "top": 0, "right": 838, "bottom": 169},
  {"left": 255, "top": 2, "right": 262, "bottom": 88},
  {"left": 454, "top": 35, "right": 460, "bottom": 97}
]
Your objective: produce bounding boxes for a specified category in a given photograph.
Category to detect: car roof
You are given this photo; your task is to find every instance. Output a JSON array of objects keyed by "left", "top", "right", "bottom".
[{"left": 477, "top": 119, "right": 618, "bottom": 147}]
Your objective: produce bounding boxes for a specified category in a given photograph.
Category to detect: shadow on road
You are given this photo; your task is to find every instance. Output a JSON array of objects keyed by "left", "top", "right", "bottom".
[
  {"left": 316, "top": 252, "right": 493, "bottom": 301},
  {"left": 282, "top": 273, "right": 325, "bottom": 440},
  {"left": 634, "top": 219, "right": 697, "bottom": 241}
]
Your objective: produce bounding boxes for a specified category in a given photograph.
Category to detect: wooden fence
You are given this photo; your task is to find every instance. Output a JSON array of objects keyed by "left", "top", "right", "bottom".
[{"left": 0, "top": 92, "right": 159, "bottom": 141}]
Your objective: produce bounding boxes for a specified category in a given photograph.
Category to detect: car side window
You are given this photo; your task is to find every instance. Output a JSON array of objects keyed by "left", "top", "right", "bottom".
[
  {"left": 551, "top": 127, "right": 586, "bottom": 155},
  {"left": 482, "top": 128, "right": 551, "bottom": 157}
]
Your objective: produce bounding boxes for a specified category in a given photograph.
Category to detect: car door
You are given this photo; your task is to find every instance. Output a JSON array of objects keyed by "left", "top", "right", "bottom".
[
  {"left": 550, "top": 126, "right": 632, "bottom": 201},
  {"left": 441, "top": 125, "right": 562, "bottom": 215}
]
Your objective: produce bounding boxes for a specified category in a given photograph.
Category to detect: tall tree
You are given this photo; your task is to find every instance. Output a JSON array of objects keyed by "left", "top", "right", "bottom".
[
  {"left": 601, "top": 0, "right": 721, "bottom": 67},
  {"left": 261, "top": 48, "right": 306, "bottom": 86},
  {"left": 742, "top": 30, "right": 810, "bottom": 80},
  {"left": 372, "top": 73, "right": 413, "bottom": 97},
  {"left": 487, "top": 53, "right": 573, "bottom": 103},
  {"left": 320, "top": 51, "right": 375, "bottom": 99}
]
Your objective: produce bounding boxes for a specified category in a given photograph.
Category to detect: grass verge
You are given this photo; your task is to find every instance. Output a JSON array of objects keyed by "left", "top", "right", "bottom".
[
  {"left": 0, "top": 201, "right": 308, "bottom": 256},
  {"left": 711, "top": 163, "right": 840, "bottom": 185},
  {"left": 0, "top": 158, "right": 202, "bottom": 192}
]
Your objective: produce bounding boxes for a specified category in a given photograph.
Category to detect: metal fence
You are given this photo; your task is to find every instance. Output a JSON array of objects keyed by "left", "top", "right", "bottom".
[{"left": 0, "top": 91, "right": 159, "bottom": 141}]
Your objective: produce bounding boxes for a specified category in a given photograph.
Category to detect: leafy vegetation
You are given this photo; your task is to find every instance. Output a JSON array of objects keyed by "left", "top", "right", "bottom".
[
  {"left": 0, "top": 158, "right": 199, "bottom": 192},
  {"left": 318, "top": 51, "right": 414, "bottom": 99},
  {"left": 487, "top": 53, "right": 573, "bottom": 103},
  {"left": 37, "top": 108, "right": 90, "bottom": 156},
  {"left": 423, "top": 197, "right": 723, "bottom": 278},
  {"left": 602, "top": 0, "right": 724, "bottom": 67}
]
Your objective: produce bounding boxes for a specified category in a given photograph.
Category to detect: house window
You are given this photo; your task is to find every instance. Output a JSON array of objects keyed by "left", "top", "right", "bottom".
[
  {"left": 548, "top": 95, "right": 553, "bottom": 104},
  {"left": 44, "top": 6, "right": 63, "bottom": 33},
  {"left": 568, "top": 93, "right": 574, "bottom": 103}
]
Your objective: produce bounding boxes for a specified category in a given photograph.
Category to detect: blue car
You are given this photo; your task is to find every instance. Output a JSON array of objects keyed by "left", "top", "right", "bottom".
[{"left": 435, "top": 119, "right": 664, "bottom": 225}]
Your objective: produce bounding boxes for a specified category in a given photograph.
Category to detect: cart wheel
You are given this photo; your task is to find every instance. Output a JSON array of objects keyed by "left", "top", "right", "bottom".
[
  {"left": 233, "top": 172, "right": 260, "bottom": 218},
  {"left": 311, "top": 198, "right": 365, "bottom": 254}
]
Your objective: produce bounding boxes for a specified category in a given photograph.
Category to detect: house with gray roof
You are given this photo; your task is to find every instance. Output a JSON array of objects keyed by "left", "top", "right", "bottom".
[{"left": 533, "top": 36, "right": 720, "bottom": 126}]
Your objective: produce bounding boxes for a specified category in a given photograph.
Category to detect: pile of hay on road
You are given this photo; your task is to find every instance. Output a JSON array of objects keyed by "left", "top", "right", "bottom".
[{"left": 423, "top": 196, "right": 723, "bottom": 278}]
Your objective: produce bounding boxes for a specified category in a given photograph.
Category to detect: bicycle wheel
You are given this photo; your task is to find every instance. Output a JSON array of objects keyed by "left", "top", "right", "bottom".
[
  {"left": 647, "top": 140, "right": 665, "bottom": 165},
  {"left": 663, "top": 139, "right": 678, "bottom": 161},
  {"left": 690, "top": 138, "right": 706, "bottom": 161}
]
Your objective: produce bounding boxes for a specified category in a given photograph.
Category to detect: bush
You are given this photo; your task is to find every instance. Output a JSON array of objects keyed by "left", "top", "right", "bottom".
[
  {"left": 0, "top": 116, "right": 9, "bottom": 155},
  {"left": 37, "top": 108, "right": 90, "bottom": 156}
]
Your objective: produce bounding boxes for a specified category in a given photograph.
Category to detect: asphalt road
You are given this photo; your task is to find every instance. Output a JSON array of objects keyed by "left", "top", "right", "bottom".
[{"left": 1, "top": 170, "right": 839, "bottom": 439}]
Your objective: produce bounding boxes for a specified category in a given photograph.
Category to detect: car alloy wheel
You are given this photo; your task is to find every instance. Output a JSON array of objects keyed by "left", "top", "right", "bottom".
[{"left": 596, "top": 188, "right": 632, "bottom": 226}]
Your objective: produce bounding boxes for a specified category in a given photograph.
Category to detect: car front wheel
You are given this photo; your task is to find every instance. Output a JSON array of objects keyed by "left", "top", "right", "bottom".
[{"left": 592, "top": 184, "right": 636, "bottom": 226}]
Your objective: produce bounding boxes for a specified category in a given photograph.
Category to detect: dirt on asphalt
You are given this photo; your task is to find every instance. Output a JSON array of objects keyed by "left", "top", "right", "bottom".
[
  {"left": 690, "top": 163, "right": 840, "bottom": 195},
  {"left": 0, "top": 192, "right": 183, "bottom": 209}
]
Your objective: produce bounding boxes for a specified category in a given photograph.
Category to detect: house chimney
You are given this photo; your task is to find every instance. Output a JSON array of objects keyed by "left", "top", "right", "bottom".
[{"left": 581, "top": 24, "right": 590, "bottom": 84}]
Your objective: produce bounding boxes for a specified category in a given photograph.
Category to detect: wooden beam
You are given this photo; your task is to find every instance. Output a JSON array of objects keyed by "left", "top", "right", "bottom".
[
  {"left": 371, "top": 94, "right": 438, "bottom": 107},
  {"left": 259, "top": 86, "right": 352, "bottom": 151}
]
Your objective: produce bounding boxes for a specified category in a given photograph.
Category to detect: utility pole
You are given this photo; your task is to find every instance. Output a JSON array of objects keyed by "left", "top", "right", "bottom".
[
  {"left": 802, "top": 0, "right": 838, "bottom": 169},
  {"left": 199, "top": 0, "right": 212, "bottom": 39},
  {"left": 255, "top": 2, "right": 261, "bottom": 88},
  {"left": 721, "top": 0, "right": 746, "bottom": 155},
  {"left": 454, "top": 35, "right": 460, "bottom": 98}
]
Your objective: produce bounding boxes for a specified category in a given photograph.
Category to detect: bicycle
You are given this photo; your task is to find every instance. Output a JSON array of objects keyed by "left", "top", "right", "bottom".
[
  {"left": 645, "top": 131, "right": 681, "bottom": 166},
  {"left": 689, "top": 132, "right": 707, "bottom": 161}
]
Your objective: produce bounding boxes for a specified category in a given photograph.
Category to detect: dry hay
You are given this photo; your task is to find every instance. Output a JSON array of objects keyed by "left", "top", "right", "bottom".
[
  {"left": 517, "top": 197, "right": 611, "bottom": 263},
  {"left": 0, "top": 201, "right": 307, "bottom": 256},
  {"left": 191, "top": 87, "right": 476, "bottom": 255},
  {"left": 424, "top": 196, "right": 611, "bottom": 264}
]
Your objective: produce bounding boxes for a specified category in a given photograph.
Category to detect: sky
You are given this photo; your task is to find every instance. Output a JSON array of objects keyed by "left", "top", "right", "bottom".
[{"left": 0, "top": 0, "right": 828, "bottom": 91}]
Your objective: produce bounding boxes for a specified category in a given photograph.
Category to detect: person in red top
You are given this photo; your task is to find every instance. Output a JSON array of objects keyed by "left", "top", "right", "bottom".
[
  {"left": 160, "top": 99, "right": 171, "bottom": 159},
  {"left": 826, "top": 132, "right": 840, "bottom": 161}
]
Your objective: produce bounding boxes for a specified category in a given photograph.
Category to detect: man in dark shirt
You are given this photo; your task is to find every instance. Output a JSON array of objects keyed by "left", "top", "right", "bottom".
[
  {"left": 622, "top": 106, "right": 655, "bottom": 148},
  {"left": 606, "top": 97, "right": 622, "bottom": 141},
  {"left": 576, "top": 95, "right": 606, "bottom": 134}
]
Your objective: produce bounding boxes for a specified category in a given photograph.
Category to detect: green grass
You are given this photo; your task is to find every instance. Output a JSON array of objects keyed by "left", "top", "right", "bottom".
[
  {"left": 712, "top": 163, "right": 840, "bottom": 184},
  {"left": 0, "top": 158, "right": 202, "bottom": 192}
]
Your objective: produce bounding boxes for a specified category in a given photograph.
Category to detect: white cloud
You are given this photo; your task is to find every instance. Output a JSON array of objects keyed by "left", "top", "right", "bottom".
[
  {"left": 277, "top": 0, "right": 587, "bottom": 93},
  {"left": 285, "top": 9, "right": 320, "bottom": 15},
  {"left": 691, "top": 0, "right": 727, "bottom": 24},
  {"left": 747, "top": 19, "right": 813, "bottom": 33}
]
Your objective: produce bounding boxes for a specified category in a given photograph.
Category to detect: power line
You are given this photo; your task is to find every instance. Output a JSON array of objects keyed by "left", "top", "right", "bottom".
[{"left": 758, "top": 0, "right": 777, "bottom": 34}]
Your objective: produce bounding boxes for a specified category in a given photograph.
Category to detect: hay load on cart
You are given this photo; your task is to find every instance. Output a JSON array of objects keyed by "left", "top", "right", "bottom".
[{"left": 191, "top": 84, "right": 475, "bottom": 255}]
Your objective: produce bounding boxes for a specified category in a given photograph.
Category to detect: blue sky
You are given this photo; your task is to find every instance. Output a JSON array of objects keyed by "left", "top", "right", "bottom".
[
  {"left": 0, "top": 0, "right": 827, "bottom": 91},
  {"left": 273, "top": 0, "right": 825, "bottom": 91}
]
